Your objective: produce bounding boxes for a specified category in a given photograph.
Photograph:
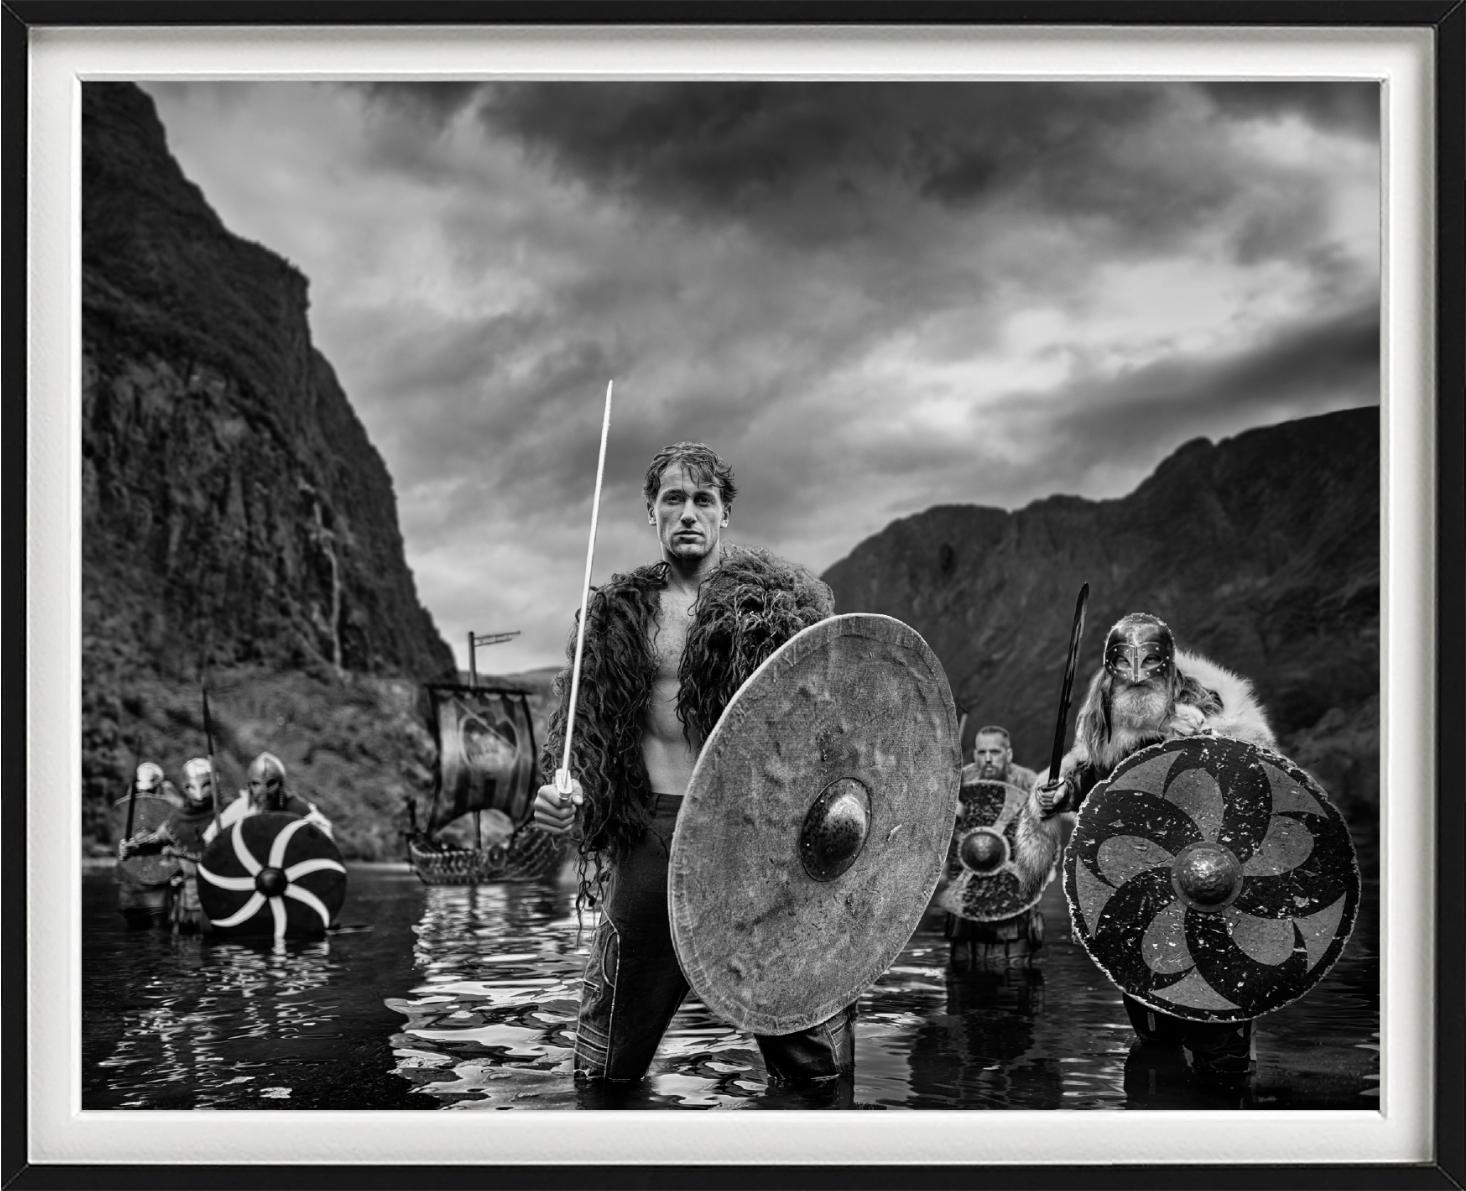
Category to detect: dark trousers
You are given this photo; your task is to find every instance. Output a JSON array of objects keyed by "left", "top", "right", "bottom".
[{"left": 574, "top": 793, "right": 857, "bottom": 1086}]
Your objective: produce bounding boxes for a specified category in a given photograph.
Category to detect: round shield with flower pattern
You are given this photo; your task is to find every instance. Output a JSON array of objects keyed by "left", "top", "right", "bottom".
[
  {"left": 198, "top": 813, "right": 347, "bottom": 939},
  {"left": 934, "top": 779, "right": 1052, "bottom": 922},
  {"left": 1064, "top": 736, "right": 1359, "bottom": 1023}
]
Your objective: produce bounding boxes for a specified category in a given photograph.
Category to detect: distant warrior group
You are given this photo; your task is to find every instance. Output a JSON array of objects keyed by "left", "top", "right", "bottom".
[{"left": 114, "top": 751, "right": 333, "bottom": 933}]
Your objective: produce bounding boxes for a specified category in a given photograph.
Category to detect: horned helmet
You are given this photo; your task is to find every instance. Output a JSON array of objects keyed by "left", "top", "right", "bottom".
[
  {"left": 1103, "top": 613, "right": 1175, "bottom": 686},
  {"left": 246, "top": 751, "right": 287, "bottom": 811}
]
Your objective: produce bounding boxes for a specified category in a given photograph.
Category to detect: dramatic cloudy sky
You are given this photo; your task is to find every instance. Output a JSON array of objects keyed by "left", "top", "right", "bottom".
[{"left": 141, "top": 81, "right": 1380, "bottom": 675}]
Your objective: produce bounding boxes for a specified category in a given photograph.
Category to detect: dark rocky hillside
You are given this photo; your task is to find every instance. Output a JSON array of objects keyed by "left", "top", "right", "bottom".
[
  {"left": 82, "top": 82, "right": 457, "bottom": 855},
  {"left": 822, "top": 407, "right": 1380, "bottom": 822},
  {"left": 77, "top": 81, "right": 1378, "bottom": 863}
]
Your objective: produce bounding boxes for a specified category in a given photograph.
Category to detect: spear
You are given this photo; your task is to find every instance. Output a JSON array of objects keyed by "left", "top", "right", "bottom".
[
  {"left": 1046, "top": 582, "right": 1091, "bottom": 784},
  {"left": 554, "top": 379, "right": 615, "bottom": 807},
  {"left": 202, "top": 685, "right": 221, "bottom": 832},
  {"left": 122, "top": 734, "right": 142, "bottom": 842}
]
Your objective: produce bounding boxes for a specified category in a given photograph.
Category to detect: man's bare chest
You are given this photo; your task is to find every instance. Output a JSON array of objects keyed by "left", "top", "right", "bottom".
[{"left": 650, "top": 590, "right": 697, "bottom": 677}]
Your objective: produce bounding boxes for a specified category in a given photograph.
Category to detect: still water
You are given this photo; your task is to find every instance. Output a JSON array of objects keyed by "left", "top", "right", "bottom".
[{"left": 81, "top": 862, "right": 1378, "bottom": 1111}]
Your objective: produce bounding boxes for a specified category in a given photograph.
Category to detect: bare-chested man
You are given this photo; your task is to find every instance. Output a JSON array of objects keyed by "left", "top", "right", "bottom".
[{"left": 532, "top": 442, "right": 851, "bottom": 1089}]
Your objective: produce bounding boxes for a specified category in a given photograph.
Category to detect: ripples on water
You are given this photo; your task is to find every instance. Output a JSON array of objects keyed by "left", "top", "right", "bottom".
[{"left": 81, "top": 862, "right": 1379, "bottom": 1111}]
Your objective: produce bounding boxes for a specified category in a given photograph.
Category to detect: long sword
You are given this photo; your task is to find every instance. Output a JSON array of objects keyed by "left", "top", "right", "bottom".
[
  {"left": 1047, "top": 582, "right": 1091, "bottom": 782},
  {"left": 555, "top": 379, "right": 615, "bottom": 805}
]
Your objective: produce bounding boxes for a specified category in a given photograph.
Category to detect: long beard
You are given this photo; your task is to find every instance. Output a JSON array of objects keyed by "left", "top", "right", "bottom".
[
  {"left": 1109, "top": 681, "right": 1171, "bottom": 730},
  {"left": 1090, "top": 679, "right": 1173, "bottom": 774}
]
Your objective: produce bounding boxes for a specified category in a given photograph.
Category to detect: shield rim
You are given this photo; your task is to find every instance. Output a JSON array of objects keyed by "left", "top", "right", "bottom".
[
  {"left": 936, "top": 777, "right": 1053, "bottom": 922},
  {"left": 1062, "top": 735, "right": 1362, "bottom": 1023},
  {"left": 197, "top": 811, "right": 347, "bottom": 939},
  {"left": 668, "top": 612, "right": 960, "bottom": 1035}
]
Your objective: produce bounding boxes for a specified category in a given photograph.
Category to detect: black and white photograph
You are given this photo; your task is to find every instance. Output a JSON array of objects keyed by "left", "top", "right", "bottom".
[
  {"left": 77, "top": 71, "right": 1383, "bottom": 1110},
  {"left": 12, "top": 8, "right": 1461, "bottom": 1183}
]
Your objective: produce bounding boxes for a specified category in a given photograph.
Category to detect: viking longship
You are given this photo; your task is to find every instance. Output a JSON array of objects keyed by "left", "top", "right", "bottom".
[{"left": 406, "top": 683, "right": 566, "bottom": 884}]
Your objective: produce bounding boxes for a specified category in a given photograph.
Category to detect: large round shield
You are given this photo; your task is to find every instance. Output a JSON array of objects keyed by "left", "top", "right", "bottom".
[
  {"left": 198, "top": 813, "right": 347, "bottom": 940},
  {"left": 935, "top": 779, "right": 1051, "bottom": 922},
  {"left": 1064, "top": 736, "right": 1360, "bottom": 1023},
  {"left": 111, "top": 794, "right": 181, "bottom": 888},
  {"left": 669, "top": 613, "right": 960, "bottom": 1035}
]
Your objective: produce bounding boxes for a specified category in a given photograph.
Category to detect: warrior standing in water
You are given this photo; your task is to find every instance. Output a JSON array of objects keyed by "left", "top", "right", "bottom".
[
  {"left": 1026, "top": 611, "right": 1277, "bottom": 1082},
  {"left": 532, "top": 442, "right": 855, "bottom": 1089}
]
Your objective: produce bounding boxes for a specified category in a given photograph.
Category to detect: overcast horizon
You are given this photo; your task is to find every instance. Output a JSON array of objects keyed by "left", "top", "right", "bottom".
[{"left": 140, "top": 80, "right": 1381, "bottom": 676}]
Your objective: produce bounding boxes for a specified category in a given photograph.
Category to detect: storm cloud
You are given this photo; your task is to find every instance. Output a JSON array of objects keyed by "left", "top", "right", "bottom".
[{"left": 141, "top": 79, "right": 1380, "bottom": 674}]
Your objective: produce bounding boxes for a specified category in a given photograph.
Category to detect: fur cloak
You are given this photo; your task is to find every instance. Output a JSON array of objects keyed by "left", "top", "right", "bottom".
[
  {"left": 1010, "top": 649, "right": 1277, "bottom": 901},
  {"left": 540, "top": 543, "right": 834, "bottom": 898}
]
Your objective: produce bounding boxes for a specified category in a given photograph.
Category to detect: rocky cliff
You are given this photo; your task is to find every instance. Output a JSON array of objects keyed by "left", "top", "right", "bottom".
[
  {"left": 822, "top": 407, "right": 1380, "bottom": 820},
  {"left": 82, "top": 83, "right": 457, "bottom": 854}
]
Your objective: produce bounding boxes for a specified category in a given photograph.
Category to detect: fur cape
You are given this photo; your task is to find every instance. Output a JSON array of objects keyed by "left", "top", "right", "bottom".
[
  {"left": 540, "top": 543, "right": 834, "bottom": 900},
  {"left": 1009, "top": 649, "right": 1277, "bottom": 901}
]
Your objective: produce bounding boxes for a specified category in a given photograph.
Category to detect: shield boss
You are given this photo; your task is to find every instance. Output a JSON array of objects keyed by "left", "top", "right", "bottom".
[
  {"left": 1064, "top": 736, "right": 1360, "bottom": 1023},
  {"left": 669, "top": 613, "right": 960, "bottom": 1035},
  {"left": 198, "top": 812, "right": 347, "bottom": 940},
  {"left": 934, "top": 779, "right": 1052, "bottom": 922}
]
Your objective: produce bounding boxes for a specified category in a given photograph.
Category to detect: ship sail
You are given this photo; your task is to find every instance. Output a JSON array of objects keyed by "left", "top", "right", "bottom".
[{"left": 424, "top": 685, "right": 537, "bottom": 835}]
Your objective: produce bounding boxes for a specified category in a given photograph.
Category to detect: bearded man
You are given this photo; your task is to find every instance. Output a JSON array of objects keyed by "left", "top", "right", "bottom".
[
  {"left": 944, "top": 726, "right": 1044, "bottom": 965},
  {"left": 531, "top": 441, "right": 855, "bottom": 1090},
  {"left": 962, "top": 725, "right": 1038, "bottom": 790},
  {"left": 1025, "top": 611, "right": 1277, "bottom": 1083}
]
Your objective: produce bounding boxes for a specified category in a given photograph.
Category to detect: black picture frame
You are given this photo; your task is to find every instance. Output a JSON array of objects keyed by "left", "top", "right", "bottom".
[{"left": 5, "top": 3, "right": 1461, "bottom": 1188}]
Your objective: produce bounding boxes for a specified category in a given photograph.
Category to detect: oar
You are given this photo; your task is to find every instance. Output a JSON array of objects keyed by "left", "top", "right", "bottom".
[
  {"left": 554, "top": 379, "right": 615, "bottom": 807},
  {"left": 1046, "top": 582, "right": 1091, "bottom": 783}
]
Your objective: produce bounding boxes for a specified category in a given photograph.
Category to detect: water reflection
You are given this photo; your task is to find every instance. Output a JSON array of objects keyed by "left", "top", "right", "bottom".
[
  {"left": 386, "top": 882, "right": 772, "bottom": 1109},
  {"left": 901, "top": 964, "right": 1065, "bottom": 1109},
  {"left": 91, "top": 935, "right": 340, "bottom": 1108},
  {"left": 83, "top": 866, "right": 1379, "bottom": 1111}
]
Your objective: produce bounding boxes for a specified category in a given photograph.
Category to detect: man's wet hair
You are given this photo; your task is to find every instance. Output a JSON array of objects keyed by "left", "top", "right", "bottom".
[
  {"left": 643, "top": 442, "right": 737, "bottom": 509},
  {"left": 974, "top": 726, "right": 1011, "bottom": 747}
]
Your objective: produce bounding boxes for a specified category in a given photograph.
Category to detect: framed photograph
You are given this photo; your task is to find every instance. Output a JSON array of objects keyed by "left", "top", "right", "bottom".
[{"left": 8, "top": 3, "right": 1462, "bottom": 1188}]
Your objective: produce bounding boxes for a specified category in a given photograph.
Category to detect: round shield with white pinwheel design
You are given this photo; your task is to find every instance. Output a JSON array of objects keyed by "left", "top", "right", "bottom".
[
  {"left": 198, "top": 813, "right": 347, "bottom": 939},
  {"left": 934, "top": 780, "right": 1051, "bottom": 922},
  {"left": 1064, "top": 736, "right": 1360, "bottom": 1023}
]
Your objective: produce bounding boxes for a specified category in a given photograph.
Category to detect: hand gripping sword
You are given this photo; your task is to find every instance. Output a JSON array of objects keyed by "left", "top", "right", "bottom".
[
  {"left": 1046, "top": 582, "right": 1091, "bottom": 786},
  {"left": 554, "top": 380, "right": 615, "bottom": 806}
]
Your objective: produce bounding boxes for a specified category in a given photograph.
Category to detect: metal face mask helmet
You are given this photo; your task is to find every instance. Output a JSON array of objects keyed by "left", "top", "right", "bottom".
[
  {"left": 181, "top": 757, "right": 215, "bottom": 806},
  {"left": 134, "top": 762, "right": 164, "bottom": 795},
  {"left": 1103, "top": 613, "right": 1175, "bottom": 686},
  {"left": 246, "top": 752, "right": 287, "bottom": 811}
]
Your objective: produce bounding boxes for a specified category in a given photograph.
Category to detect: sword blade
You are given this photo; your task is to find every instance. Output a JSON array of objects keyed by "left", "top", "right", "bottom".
[
  {"left": 1047, "top": 582, "right": 1091, "bottom": 781},
  {"left": 556, "top": 379, "right": 615, "bottom": 800}
]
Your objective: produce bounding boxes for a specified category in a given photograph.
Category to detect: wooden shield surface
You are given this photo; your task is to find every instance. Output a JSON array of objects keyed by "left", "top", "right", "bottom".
[
  {"left": 934, "top": 779, "right": 1051, "bottom": 922},
  {"left": 1064, "top": 736, "right": 1360, "bottom": 1023},
  {"left": 198, "top": 812, "right": 347, "bottom": 940},
  {"left": 669, "top": 613, "right": 960, "bottom": 1034},
  {"left": 111, "top": 794, "right": 181, "bottom": 888}
]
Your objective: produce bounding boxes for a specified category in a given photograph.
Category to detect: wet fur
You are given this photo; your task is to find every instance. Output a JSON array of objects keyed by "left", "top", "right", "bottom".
[
  {"left": 540, "top": 544, "right": 834, "bottom": 914},
  {"left": 1011, "top": 648, "right": 1275, "bottom": 901}
]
